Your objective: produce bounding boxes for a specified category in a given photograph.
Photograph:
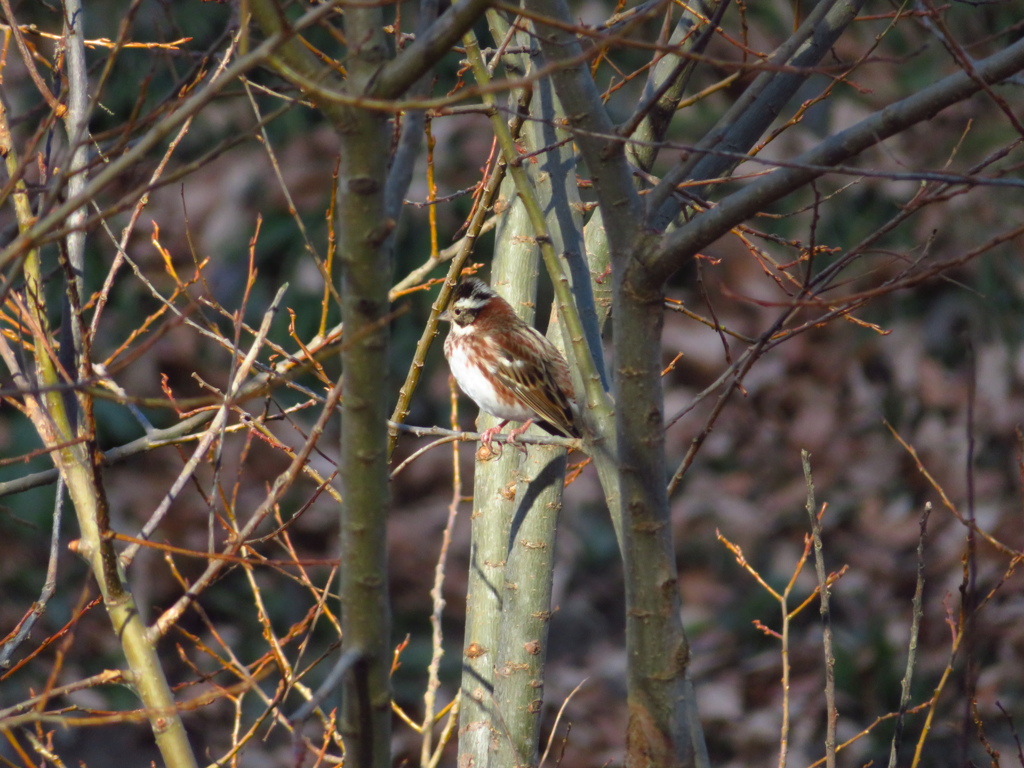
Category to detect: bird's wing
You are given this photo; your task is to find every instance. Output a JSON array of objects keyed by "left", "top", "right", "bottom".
[{"left": 491, "top": 330, "right": 579, "bottom": 438}]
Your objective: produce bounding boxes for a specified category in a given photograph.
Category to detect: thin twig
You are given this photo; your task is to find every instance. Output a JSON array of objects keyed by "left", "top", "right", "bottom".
[
  {"left": 539, "top": 678, "right": 587, "bottom": 768},
  {"left": 390, "top": 421, "right": 580, "bottom": 449},
  {"left": 121, "top": 283, "right": 289, "bottom": 566},
  {"left": 420, "top": 385, "right": 464, "bottom": 766},
  {"left": 148, "top": 362, "right": 345, "bottom": 641},
  {"left": 0, "top": 478, "right": 65, "bottom": 667},
  {"left": 803, "top": 450, "right": 836, "bottom": 768},
  {"left": 889, "top": 503, "right": 931, "bottom": 768}
]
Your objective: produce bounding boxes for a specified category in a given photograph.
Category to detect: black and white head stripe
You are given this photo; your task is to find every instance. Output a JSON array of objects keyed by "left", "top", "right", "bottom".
[{"left": 451, "top": 277, "right": 495, "bottom": 311}]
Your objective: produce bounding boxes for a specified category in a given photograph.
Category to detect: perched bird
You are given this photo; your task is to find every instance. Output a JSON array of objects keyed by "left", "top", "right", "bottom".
[{"left": 442, "top": 277, "right": 580, "bottom": 453}]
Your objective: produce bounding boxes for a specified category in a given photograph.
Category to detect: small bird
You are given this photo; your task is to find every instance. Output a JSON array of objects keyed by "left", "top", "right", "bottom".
[{"left": 442, "top": 277, "right": 580, "bottom": 453}]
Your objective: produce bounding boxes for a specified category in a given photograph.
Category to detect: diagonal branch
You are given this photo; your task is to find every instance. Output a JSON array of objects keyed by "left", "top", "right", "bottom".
[
  {"left": 521, "top": 0, "right": 644, "bottom": 265},
  {"left": 0, "top": 1, "right": 342, "bottom": 273},
  {"left": 648, "top": 33, "right": 1024, "bottom": 284},
  {"left": 621, "top": 0, "right": 730, "bottom": 171},
  {"left": 371, "top": 0, "right": 492, "bottom": 98},
  {"left": 645, "top": 0, "right": 867, "bottom": 229}
]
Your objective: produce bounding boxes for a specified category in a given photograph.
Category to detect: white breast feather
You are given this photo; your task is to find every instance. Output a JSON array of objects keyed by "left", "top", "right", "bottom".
[{"left": 447, "top": 339, "right": 533, "bottom": 423}]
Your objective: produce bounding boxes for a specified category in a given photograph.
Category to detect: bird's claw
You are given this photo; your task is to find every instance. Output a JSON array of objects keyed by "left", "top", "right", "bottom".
[
  {"left": 505, "top": 421, "right": 533, "bottom": 454},
  {"left": 475, "top": 421, "right": 532, "bottom": 460},
  {"left": 477, "top": 425, "right": 504, "bottom": 461}
]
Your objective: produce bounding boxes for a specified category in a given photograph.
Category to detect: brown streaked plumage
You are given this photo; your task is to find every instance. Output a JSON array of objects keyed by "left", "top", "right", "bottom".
[{"left": 442, "top": 277, "right": 579, "bottom": 452}]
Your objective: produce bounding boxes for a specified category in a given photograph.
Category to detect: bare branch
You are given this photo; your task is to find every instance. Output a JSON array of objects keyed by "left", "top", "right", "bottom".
[
  {"left": 649, "top": 34, "right": 1024, "bottom": 284},
  {"left": 646, "top": 0, "right": 867, "bottom": 228}
]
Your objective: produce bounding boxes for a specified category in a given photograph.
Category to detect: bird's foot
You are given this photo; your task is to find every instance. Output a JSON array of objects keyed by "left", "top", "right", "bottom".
[
  {"left": 504, "top": 420, "right": 534, "bottom": 454},
  {"left": 477, "top": 422, "right": 508, "bottom": 461}
]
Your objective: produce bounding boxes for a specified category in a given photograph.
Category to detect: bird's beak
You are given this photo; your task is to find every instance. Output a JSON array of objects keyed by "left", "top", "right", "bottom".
[{"left": 439, "top": 309, "right": 451, "bottom": 322}]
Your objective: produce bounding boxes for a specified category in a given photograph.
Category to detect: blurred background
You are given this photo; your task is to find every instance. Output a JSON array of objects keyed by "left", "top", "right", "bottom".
[{"left": 0, "top": 1, "right": 1022, "bottom": 766}]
